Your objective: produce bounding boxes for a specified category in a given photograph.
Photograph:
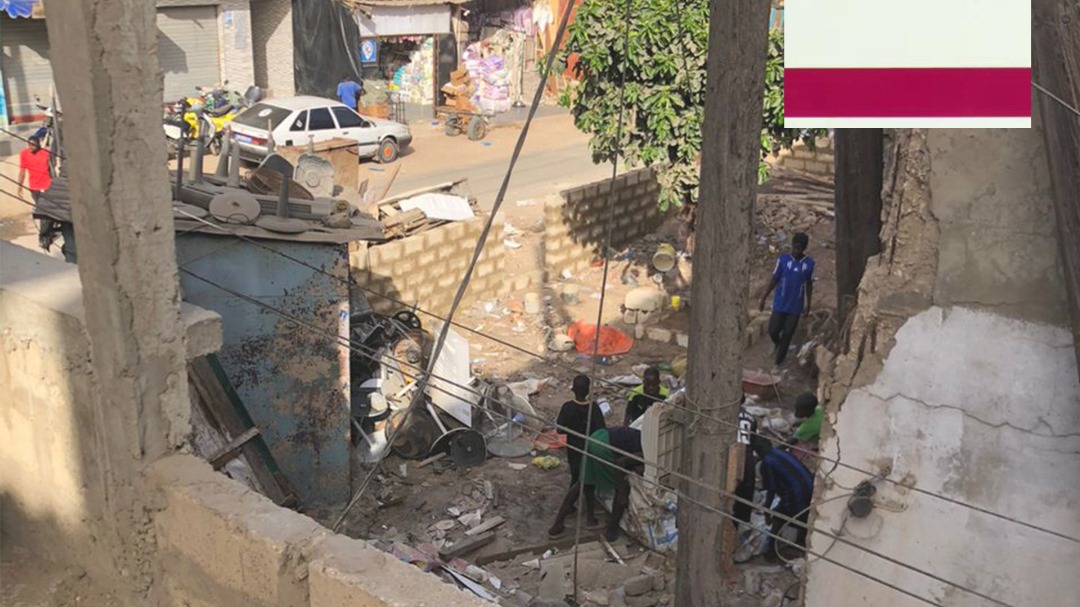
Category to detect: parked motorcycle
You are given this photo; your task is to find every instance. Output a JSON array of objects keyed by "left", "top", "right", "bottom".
[{"left": 163, "top": 83, "right": 262, "bottom": 155}]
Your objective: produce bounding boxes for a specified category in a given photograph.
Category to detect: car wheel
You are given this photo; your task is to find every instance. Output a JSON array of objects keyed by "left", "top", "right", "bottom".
[
  {"left": 467, "top": 116, "right": 487, "bottom": 141},
  {"left": 377, "top": 138, "right": 399, "bottom": 163}
]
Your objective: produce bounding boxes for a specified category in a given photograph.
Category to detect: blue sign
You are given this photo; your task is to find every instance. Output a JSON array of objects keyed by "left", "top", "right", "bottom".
[{"left": 360, "top": 39, "right": 379, "bottom": 64}]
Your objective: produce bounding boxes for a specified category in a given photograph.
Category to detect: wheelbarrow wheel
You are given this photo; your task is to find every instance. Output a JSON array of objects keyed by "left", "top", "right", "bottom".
[
  {"left": 445, "top": 115, "right": 462, "bottom": 137},
  {"left": 467, "top": 116, "right": 487, "bottom": 141}
]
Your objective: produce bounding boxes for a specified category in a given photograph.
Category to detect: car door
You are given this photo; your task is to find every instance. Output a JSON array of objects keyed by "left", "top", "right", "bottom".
[
  {"left": 305, "top": 106, "right": 340, "bottom": 145},
  {"left": 332, "top": 106, "right": 379, "bottom": 157},
  {"left": 279, "top": 109, "right": 308, "bottom": 147}
]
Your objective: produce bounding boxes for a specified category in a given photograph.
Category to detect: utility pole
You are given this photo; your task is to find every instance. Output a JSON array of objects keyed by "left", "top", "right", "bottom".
[
  {"left": 674, "top": 0, "right": 772, "bottom": 604},
  {"left": 833, "top": 129, "right": 884, "bottom": 320}
]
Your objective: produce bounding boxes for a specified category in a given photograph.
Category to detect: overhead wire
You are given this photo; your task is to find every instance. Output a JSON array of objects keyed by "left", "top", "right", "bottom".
[
  {"left": 573, "top": 0, "right": 636, "bottom": 595},
  {"left": 173, "top": 263, "right": 1020, "bottom": 607},
  {"left": 5, "top": 171, "right": 1079, "bottom": 548},
  {"left": 1032, "top": 81, "right": 1080, "bottom": 118}
]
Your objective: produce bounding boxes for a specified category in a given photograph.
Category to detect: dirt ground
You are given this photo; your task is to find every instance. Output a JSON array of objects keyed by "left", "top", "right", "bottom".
[{"left": 0, "top": 535, "right": 125, "bottom": 607}]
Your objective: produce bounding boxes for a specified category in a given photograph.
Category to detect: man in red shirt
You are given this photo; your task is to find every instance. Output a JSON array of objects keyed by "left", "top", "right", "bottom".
[
  {"left": 19, "top": 136, "right": 74, "bottom": 262},
  {"left": 18, "top": 134, "right": 52, "bottom": 201}
]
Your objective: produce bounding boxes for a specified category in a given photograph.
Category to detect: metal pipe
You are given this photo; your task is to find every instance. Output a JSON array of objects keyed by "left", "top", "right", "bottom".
[
  {"left": 227, "top": 139, "right": 241, "bottom": 188},
  {"left": 174, "top": 139, "right": 185, "bottom": 197},
  {"left": 215, "top": 133, "right": 230, "bottom": 177},
  {"left": 191, "top": 126, "right": 205, "bottom": 183},
  {"left": 277, "top": 170, "right": 289, "bottom": 219}
]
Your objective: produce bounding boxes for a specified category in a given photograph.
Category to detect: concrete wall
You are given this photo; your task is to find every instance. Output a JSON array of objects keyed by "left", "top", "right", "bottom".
[
  {"left": 0, "top": 242, "right": 221, "bottom": 595},
  {"left": 542, "top": 167, "right": 664, "bottom": 285},
  {"left": 176, "top": 235, "right": 352, "bottom": 505},
  {"left": 149, "top": 454, "right": 490, "bottom": 607},
  {"left": 807, "top": 127, "right": 1080, "bottom": 606},
  {"left": 768, "top": 139, "right": 835, "bottom": 179},
  {"left": 350, "top": 215, "right": 507, "bottom": 317},
  {"left": 250, "top": 0, "right": 295, "bottom": 96}
]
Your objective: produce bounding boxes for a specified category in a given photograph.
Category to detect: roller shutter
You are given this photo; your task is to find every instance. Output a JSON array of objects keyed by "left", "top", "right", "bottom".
[
  {"left": 157, "top": 6, "right": 221, "bottom": 101},
  {"left": 1, "top": 16, "right": 53, "bottom": 124}
]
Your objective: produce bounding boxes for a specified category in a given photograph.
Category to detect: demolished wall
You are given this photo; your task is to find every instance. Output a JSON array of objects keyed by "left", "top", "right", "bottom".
[
  {"left": 0, "top": 243, "right": 222, "bottom": 601},
  {"left": 1, "top": 242, "right": 490, "bottom": 607},
  {"left": 807, "top": 124, "right": 1080, "bottom": 606}
]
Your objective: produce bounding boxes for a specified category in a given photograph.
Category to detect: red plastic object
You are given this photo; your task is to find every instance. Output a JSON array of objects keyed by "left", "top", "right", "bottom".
[
  {"left": 742, "top": 369, "right": 781, "bottom": 401},
  {"left": 566, "top": 321, "right": 635, "bottom": 356},
  {"left": 534, "top": 428, "right": 567, "bottom": 451}
]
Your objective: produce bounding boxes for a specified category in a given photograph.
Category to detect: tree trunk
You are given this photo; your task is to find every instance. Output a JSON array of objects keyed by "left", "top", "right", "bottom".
[
  {"left": 833, "top": 129, "right": 884, "bottom": 320},
  {"left": 1033, "top": 0, "right": 1080, "bottom": 375},
  {"left": 674, "top": 0, "right": 771, "bottom": 604}
]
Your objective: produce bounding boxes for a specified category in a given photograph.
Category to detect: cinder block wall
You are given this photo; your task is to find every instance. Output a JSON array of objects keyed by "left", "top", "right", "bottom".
[
  {"left": 149, "top": 455, "right": 489, "bottom": 607},
  {"left": 769, "top": 140, "right": 835, "bottom": 178},
  {"left": 543, "top": 167, "right": 664, "bottom": 281},
  {"left": 250, "top": 0, "right": 295, "bottom": 97},
  {"left": 350, "top": 215, "right": 507, "bottom": 317}
]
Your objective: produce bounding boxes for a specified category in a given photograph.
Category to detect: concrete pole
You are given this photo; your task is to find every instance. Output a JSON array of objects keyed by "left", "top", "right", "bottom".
[
  {"left": 674, "top": 0, "right": 772, "bottom": 604},
  {"left": 41, "top": 1, "right": 190, "bottom": 593}
]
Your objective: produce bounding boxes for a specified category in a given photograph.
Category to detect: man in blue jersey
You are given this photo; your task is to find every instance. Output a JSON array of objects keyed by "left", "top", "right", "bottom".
[
  {"left": 758, "top": 232, "right": 815, "bottom": 367},
  {"left": 751, "top": 435, "right": 814, "bottom": 558},
  {"left": 336, "top": 75, "right": 364, "bottom": 110}
]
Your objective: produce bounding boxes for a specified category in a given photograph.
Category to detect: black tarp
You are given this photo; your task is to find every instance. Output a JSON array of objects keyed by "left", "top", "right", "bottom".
[
  {"left": 292, "top": 0, "right": 363, "bottom": 98},
  {"left": 435, "top": 34, "right": 457, "bottom": 107}
]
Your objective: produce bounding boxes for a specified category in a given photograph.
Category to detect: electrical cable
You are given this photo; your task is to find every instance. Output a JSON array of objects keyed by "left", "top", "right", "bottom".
[
  {"left": 329, "top": 0, "right": 580, "bottom": 534},
  {"left": 174, "top": 263, "right": 1021, "bottom": 607},
  {"left": 10, "top": 177, "right": 1079, "bottom": 548},
  {"left": 573, "top": 0, "right": 636, "bottom": 596},
  {"left": 1032, "top": 81, "right": 1080, "bottom": 118}
]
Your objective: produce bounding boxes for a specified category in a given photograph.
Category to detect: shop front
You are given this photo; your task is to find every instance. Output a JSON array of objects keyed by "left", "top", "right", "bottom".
[{"left": 355, "top": 0, "right": 466, "bottom": 118}]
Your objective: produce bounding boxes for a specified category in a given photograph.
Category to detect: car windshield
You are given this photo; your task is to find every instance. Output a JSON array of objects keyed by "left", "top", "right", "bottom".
[{"left": 232, "top": 103, "right": 292, "bottom": 130}]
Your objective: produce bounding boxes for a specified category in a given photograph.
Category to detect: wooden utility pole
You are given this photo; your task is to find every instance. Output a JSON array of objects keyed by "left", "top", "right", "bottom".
[
  {"left": 833, "top": 129, "right": 884, "bottom": 320},
  {"left": 1033, "top": 0, "right": 1080, "bottom": 375},
  {"left": 674, "top": 0, "right": 772, "bottom": 604}
]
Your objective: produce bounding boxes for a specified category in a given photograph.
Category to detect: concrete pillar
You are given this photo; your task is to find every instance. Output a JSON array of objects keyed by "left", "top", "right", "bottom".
[{"left": 43, "top": 0, "right": 190, "bottom": 597}]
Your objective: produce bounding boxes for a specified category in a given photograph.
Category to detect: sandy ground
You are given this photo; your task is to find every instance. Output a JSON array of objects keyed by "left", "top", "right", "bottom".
[{"left": 0, "top": 535, "right": 125, "bottom": 607}]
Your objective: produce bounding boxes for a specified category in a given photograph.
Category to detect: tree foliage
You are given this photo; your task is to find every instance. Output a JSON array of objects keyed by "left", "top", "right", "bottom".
[{"left": 558, "top": 0, "right": 824, "bottom": 211}]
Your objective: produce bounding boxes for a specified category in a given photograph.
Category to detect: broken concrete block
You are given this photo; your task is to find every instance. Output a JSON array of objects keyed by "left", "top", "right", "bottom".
[
  {"left": 626, "top": 595, "right": 659, "bottom": 607},
  {"left": 623, "top": 574, "right": 656, "bottom": 597},
  {"left": 582, "top": 589, "right": 610, "bottom": 606},
  {"left": 645, "top": 328, "right": 672, "bottom": 343},
  {"left": 608, "top": 589, "right": 628, "bottom": 607},
  {"left": 676, "top": 333, "right": 689, "bottom": 348},
  {"left": 652, "top": 573, "right": 666, "bottom": 592},
  {"left": 538, "top": 559, "right": 568, "bottom": 600}
]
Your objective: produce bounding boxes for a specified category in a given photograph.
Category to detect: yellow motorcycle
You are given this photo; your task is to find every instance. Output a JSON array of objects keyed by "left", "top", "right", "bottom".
[{"left": 163, "top": 85, "right": 258, "bottom": 155}]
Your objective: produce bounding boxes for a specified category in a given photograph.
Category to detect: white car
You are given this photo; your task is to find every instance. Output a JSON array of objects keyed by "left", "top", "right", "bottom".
[{"left": 228, "top": 96, "right": 413, "bottom": 164}]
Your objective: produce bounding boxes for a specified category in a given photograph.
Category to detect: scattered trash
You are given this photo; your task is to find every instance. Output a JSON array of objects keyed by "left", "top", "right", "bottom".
[
  {"left": 524, "top": 292, "right": 543, "bottom": 314},
  {"left": 548, "top": 333, "right": 575, "bottom": 352},
  {"left": 458, "top": 509, "right": 483, "bottom": 528},
  {"left": 508, "top": 463, "right": 528, "bottom": 471},
  {"left": 503, "top": 239, "right": 522, "bottom": 249},
  {"left": 561, "top": 283, "right": 581, "bottom": 304},
  {"left": 652, "top": 243, "right": 677, "bottom": 272},
  {"left": 399, "top": 193, "right": 475, "bottom": 222},
  {"left": 398, "top": 463, "right": 408, "bottom": 478},
  {"left": 598, "top": 398, "right": 613, "bottom": 418},
  {"left": 516, "top": 199, "right": 537, "bottom": 207},
  {"left": 561, "top": 269, "right": 574, "bottom": 280},
  {"left": 531, "top": 455, "right": 561, "bottom": 470}
]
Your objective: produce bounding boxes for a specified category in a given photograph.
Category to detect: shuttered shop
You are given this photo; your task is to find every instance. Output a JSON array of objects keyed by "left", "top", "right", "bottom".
[
  {"left": 1, "top": 6, "right": 221, "bottom": 122},
  {"left": 0, "top": 16, "right": 52, "bottom": 124},
  {"left": 157, "top": 6, "right": 221, "bottom": 100}
]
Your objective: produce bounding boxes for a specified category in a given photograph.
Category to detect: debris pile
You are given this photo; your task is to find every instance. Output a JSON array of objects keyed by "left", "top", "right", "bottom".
[
  {"left": 372, "top": 180, "right": 479, "bottom": 239},
  {"left": 441, "top": 67, "right": 478, "bottom": 113}
]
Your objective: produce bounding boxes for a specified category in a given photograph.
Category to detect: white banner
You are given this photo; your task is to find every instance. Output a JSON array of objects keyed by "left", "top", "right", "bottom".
[{"left": 357, "top": 5, "right": 450, "bottom": 37}]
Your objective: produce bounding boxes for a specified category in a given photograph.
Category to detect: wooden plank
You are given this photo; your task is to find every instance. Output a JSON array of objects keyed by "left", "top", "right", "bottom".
[
  {"left": 209, "top": 427, "right": 261, "bottom": 470},
  {"left": 188, "top": 356, "right": 297, "bottom": 507},
  {"left": 439, "top": 532, "right": 497, "bottom": 559},
  {"left": 474, "top": 536, "right": 581, "bottom": 566},
  {"left": 465, "top": 515, "right": 505, "bottom": 537}
]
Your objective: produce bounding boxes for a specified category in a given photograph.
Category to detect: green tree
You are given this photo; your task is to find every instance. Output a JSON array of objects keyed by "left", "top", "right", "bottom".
[{"left": 558, "top": 0, "right": 823, "bottom": 212}]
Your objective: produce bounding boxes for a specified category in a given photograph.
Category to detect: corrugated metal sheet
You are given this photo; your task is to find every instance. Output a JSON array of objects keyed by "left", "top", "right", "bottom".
[
  {"left": 158, "top": 5, "right": 221, "bottom": 100},
  {"left": 1, "top": 15, "right": 52, "bottom": 123}
]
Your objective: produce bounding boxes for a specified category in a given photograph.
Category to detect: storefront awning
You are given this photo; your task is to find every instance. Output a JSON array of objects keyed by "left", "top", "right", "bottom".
[{"left": 357, "top": 3, "right": 451, "bottom": 37}]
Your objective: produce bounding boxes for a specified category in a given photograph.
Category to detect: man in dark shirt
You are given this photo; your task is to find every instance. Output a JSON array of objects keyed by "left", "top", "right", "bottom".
[
  {"left": 548, "top": 425, "right": 642, "bottom": 541},
  {"left": 751, "top": 436, "right": 814, "bottom": 558},
  {"left": 549, "top": 375, "right": 606, "bottom": 537},
  {"left": 556, "top": 374, "right": 606, "bottom": 487},
  {"left": 758, "top": 232, "right": 815, "bottom": 367}
]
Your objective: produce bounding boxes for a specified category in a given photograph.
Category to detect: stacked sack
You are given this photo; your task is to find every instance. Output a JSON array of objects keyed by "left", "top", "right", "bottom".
[{"left": 399, "top": 37, "right": 435, "bottom": 105}]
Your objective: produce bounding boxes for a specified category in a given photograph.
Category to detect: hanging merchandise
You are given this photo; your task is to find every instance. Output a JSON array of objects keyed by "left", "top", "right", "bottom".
[{"left": 390, "top": 36, "right": 435, "bottom": 106}]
